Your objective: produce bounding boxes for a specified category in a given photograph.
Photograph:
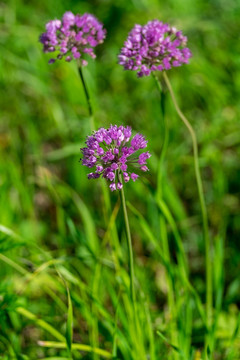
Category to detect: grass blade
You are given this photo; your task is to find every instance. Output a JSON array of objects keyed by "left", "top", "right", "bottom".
[
  {"left": 66, "top": 288, "right": 73, "bottom": 355},
  {"left": 156, "top": 330, "right": 185, "bottom": 358},
  {"left": 16, "top": 307, "right": 65, "bottom": 342},
  {"left": 38, "top": 341, "right": 112, "bottom": 358}
]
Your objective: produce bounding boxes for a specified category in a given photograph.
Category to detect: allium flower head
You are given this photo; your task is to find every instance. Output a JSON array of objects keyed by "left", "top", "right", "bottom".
[
  {"left": 80, "top": 125, "right": 151, "bottom": 191},
  {"left": 119, "top": 20, "right": 192, "bottom": 77},
  {"left": 40, "top": 11, "right": 106, "bottom": 65}
]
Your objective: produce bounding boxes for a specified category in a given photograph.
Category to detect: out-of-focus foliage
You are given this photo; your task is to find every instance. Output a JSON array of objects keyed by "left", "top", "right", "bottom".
[{"left": 0, "top": 0, "right": 240, "bottom": 358}]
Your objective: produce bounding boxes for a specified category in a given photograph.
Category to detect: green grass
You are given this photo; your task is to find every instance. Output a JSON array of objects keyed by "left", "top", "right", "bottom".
[{"left": 0, "top": 0, "right": 240, "bottom": 359}]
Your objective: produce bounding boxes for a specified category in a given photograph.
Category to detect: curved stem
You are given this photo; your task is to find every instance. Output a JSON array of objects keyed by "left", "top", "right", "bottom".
[
  {"left": 163, "top": 71, "right": 212, "bottom": 330},
  {"left": 77, "top": 62, "right": 95, "bottom": 131}
]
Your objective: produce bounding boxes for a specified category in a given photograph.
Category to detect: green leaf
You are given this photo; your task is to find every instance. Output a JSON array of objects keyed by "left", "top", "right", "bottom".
[
  {"left": 45, "top": 143, "right": 83, "bottom": 161},
  {"left": 16, "top": 307, "right": 65, "bottom": 342},
  {"left": 0, "top": 225, "right": 24, "bottom": 252},
  {"left": 41, "top": 358, "right": 70, "bottom": 360},
  {"left": 66, "top": 288, "right": 73, "bottom": 354},
  {"left": 156, "top": 330, "right": 185, "bottom": 357},
  {"left": 38, "top": 341, "right": 112, "bottom": 358}
]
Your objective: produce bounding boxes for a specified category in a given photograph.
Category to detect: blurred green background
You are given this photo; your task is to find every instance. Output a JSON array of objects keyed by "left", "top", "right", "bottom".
[{"left": 0, "top": 0, "right": 240, "bottom": 358}]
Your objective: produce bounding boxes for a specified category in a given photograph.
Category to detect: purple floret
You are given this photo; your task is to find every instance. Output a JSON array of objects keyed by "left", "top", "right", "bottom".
[
  {"left": 39, "top": 11, "right": 106, "bottom": 65},
  {"left": 80, "top": 125, "right": 151, "bottom": 191},
  {"left": 118, "top": 20, "right": 192, "bottom": 77}
]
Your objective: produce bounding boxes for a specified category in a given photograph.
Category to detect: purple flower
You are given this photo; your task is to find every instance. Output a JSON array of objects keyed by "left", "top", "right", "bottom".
[
  {"left": 80, "top": 125, "right": 151, "bottom": 191},
  {"left": 40, "top": 11, "right": 106, "bottom": 65},
  {"left": 118, "top": 20, "right": 192, "bottom": 77}
]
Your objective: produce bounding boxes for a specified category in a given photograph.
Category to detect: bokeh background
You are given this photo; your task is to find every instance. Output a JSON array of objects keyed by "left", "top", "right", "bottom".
[{"left": 0, "top": 0, "right": 240, "bottom": 358}]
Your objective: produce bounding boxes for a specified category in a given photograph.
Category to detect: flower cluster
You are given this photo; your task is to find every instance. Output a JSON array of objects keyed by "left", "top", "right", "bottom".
[
  {"left": 80, "top": 125, "right": 151, "bottom": 191},
  {"left": 119, "top": 20, "right": 192, "bottom": 77},
  {"left": 40, "top": 11, "right": 106, "bottom": 65}
]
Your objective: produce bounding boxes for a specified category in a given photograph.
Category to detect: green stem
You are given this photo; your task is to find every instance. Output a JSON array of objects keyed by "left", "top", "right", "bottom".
[
  {"left": 163, "top": 71, "right": 212, "bottom": 331},
  {"left": 77, "top": 63, "right": 98, "bottom": 355},
  {"left": 120, "top": 186, "right": 144, "bottom": 358},
  {"left": 153, "top": 73, "right": 178, "bottom": 359},
  {"left": 91, "top": 263, "right": 100, "bottom": 360},
  {"left": 77, "top": 62, "right": 95, "bottom": 131},
  {"left": 153, "top": 74, "right": 168, "bottom": 199},
  {"left": 152, "top": 73, "right": 169, "bottom": 200},
  {"left": 120, "top": 186, "right": 136, "bottom": 308}
]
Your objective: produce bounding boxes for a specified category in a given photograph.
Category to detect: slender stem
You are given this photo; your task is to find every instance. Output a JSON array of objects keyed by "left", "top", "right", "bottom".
[
  {"left": 120, "top": 186, "right": 136, "bottom": 307},
  {"left": 153, "top": 73, "right": 178, "bottom": 359},
  {"left": 120, "top": 186, "right": 147, "bottom": 358},
  {"left": 163, "top": 71, "right": 212, "bottom": 330},
  {"left": 77, "top": 63, "right": 97, "bottom": 356},
  {"left": 91, "top": 263, "right": 101, "bottom": 360},
  {"left": 119, "top": 178, "right": 146, "bottom": 358},
  {"left": 152, "top": 73, "right": 169, "bottom": 199},
  {"left": 77, "top": 62, "right": 95, "bottom": 131}
]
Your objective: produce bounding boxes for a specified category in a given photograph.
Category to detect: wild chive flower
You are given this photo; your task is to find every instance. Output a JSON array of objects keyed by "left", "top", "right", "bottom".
[
  {"left": 80, "top": 125, "right": 151, "bottom": 191},
  {"left": 119, "top": 20, "right": 192, "bottom": 77},
  {"left": 40, "top": 11, "right": 106, "bottom": 65}
]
